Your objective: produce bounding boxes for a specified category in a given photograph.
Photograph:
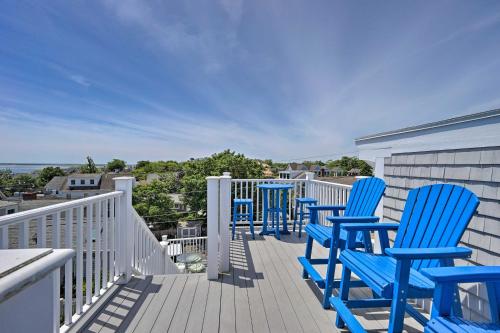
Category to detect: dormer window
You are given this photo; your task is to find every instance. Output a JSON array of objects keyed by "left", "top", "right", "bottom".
[
  {"left": 80, "top": 179, "right": 85, "bottom": 185},
  {"left": 71, "top": 180, "right": 75, "bottom": 185},
  {"left": 90, "top": 179, "right": 95, "bottom": 185}
]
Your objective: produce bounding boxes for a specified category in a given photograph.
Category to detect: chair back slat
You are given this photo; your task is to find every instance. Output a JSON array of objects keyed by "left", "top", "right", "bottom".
[
  {"left": 393, "top": 184, "right": 479, "bottom": 270},
  {"left": 345, "top": 177, "right": 385, "bottom": 217}
]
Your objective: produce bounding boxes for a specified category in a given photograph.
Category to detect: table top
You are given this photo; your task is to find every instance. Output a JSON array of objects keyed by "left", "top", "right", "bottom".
[{"left": 257, "top": 183, "right": 294, "bottom": 190}]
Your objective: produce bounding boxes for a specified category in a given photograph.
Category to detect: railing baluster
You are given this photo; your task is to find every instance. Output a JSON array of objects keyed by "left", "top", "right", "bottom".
[
  {"left": 102, "top": 199, "right": 108, "bottom": 289},
  {"left": 37, "top": 215, "right": 47, "bottom": 248},
  {"left": 0, "top": 226, "right": 8, "bottom": 249},
  {"left": 53, "top": 212, "right": 60, "bottom": 248},
  {"left": 18, "top": 220, "right": 29, "bottom": 248},
  {"left": 76, "top": 206, "right": 84, "bottom": 314},
  {"left": 64, "top": 208, "right": 73, "bottom": 325},
  {"left": 86, "top": 203, "right": 93, "bottom": 305},
  {"left": 94, "top": 201, "right": 101, "bottom": 296},
  {"left": 113, "top": 196, "right": 118, "bottom": 280}
]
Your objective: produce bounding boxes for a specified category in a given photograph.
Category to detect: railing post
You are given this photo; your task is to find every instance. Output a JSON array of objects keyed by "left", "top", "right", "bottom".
[
  {"left": 305, "top": 172, "right": 315, "bottom": 197},
  {"left": 114, "top": 176, "right": 135, "bottom": 284},
  {"left": 206, "top": 176, "right": 220, "bottom": 280},
  {"left": 373, "top": 157, "right": 385, "bottom": 254},
  {"left": 219, "top": 172, "right": 231, "bottom": 273}
]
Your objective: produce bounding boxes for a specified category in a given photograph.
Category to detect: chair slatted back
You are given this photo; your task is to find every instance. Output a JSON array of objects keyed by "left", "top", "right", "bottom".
[
  {"left": 345, "top": 177, "right": 386, "bottom": 217},
  {"left": 394, "top": 184, "right": 480, "bottom": 270}
]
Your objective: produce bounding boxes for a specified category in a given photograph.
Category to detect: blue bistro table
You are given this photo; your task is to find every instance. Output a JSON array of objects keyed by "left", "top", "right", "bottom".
[{"left": 257, "top": 183, "right": 294, "bottom": 239}]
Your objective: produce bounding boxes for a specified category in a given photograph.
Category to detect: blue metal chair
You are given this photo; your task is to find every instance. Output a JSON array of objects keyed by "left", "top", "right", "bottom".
[
  {"left": 232, "top": 199, "right": 255, "bottom": 240},
  {"left": 331, "top": 184, "right": 480, "bottom": 333},
  {"left": 422, "top": 266, "right": 500, "bottom": 333},
  {"left": 293, "top": 197, "right": 317, "bottom": 238},
  {"left": 298, "top": 177, "right": 385, "bottom": 308}
]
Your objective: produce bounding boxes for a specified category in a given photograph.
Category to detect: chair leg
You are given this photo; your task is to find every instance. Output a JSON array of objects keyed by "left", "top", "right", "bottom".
[
  {"left": 335, "top": 266, "right": 352, "bottom": 328},
  {"left": 298, "top": 205, "right": 304, "bottom": 238},
  {"left": 232, "top": 204, "right": 237, "bottom": 240},
  {"left": 388, "top": 260, "right": 411, "bottom": 333},
  {"left": 302, "top": 235, "right": 313, "bottom": 279},
  {"left": 451, "top": 284, "right": 463, "bottom": 317},
  {"left": 322, "top": 242, "right": 339, "bottom": 309},
  {"left": 293, "top": 202, "right": 298, "bottom": 233},
  {"left": 249, "top": 204, "right": 255, "bottom": 239}
]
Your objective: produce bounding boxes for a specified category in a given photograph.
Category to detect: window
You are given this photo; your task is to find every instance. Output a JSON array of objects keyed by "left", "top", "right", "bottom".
[
  {"left": 71, "top": 179, "right": 76, "bottom": 185},
  {"left": 90, "top": 179, "right": 94, "bottom": 185},
  {"left": 81, "top": 179, "right": 85, "bottom": 185},
  {"left": 7, "top": 209, "right": 15, "bottom": 214}
]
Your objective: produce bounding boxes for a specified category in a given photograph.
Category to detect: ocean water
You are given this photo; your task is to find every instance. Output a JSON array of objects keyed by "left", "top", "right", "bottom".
[{"left": 0, "top": 164, "right": 83, "bottom": 174}]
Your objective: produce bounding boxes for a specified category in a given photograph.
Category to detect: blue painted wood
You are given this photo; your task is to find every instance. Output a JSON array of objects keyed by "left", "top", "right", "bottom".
[
  {"left": 298, "top": 177, "right": 385, "bottom": 309},
  {"left": 331, "top": 184, "right": 480, "bottom": 333},
  {"left": 293, "top": 197, "right": 317, "bottom": 238},
  {"left": 232, "top": 199, "right": 255, "bottom": 240},
  {"left": 422, "top": 266, "right": 500, "bottom": 332},
  {"left": 257, "top": 184, "right": 294, "bottom": 239}
]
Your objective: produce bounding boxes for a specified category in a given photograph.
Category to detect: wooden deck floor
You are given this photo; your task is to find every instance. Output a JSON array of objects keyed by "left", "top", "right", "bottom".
[{"left": 81, "top": 229, "right": 426, "bottom": 333}]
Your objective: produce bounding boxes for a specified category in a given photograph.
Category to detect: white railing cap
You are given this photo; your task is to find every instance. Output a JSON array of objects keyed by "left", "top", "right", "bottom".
[
  {"left": 0, "top": 248, "right": 74, "bottom": 303},
  {"left": 0, "top": 191, "right": 123, "bottom": 227}
]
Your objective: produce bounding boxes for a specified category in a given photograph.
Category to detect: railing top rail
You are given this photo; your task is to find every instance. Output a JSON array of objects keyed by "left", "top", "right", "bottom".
[
  {"left": 0, "top": 191, "right": 123, "bottom": 227},
  {"left": 231, "top": 178, "right": 305, "bottom": 182},
  {"left": 166, "top": 236, "right": 208, "bottom": 241},
  {"left": 309, "top": 179, "right": 353, "bottom": 189}
]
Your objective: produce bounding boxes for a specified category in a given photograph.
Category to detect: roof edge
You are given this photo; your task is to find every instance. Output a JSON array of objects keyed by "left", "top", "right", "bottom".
[{"left": 355, "top": 108, "right": 500, "bottom": 143}]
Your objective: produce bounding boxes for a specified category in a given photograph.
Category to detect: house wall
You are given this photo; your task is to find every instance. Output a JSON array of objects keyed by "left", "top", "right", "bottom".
[{"left": 383, "top": 146, "right": 500, "bottom": 322}]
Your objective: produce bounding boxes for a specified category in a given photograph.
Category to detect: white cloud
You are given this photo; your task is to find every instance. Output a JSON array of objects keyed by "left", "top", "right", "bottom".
[{"left": 69, "top": 74, "right": 91, "bottom": 87}]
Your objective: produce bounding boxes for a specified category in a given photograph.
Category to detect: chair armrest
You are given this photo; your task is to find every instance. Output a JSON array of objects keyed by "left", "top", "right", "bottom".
[
  {"left": 340, "top": 222, "right": 400, "bottom": 231},
  {"left": 421, "top": 266, "right": 500, "bottom": 284},
  {"left": 326, "top": 216, "right": 379, "bottom": 224},
  {"left": 385, "top": 247, "right": 472, "bottom": 260},
  {"left": 307, "top": 205, "right": 346, "bottom": 212}
]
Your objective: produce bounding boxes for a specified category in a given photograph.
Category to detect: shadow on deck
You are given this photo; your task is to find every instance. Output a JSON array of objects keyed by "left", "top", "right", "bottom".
[{"left": 79, "top": 228, "right": 425, "bottom": 333}]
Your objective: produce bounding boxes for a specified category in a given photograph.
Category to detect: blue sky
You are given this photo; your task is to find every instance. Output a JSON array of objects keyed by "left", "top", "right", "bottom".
[{"left": 1, "top": 1, "right": 500, "bottom": 163}]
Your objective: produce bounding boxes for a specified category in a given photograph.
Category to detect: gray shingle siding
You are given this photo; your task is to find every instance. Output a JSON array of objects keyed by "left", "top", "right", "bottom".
[{"left": 383, "top": 146, "right": 500, "bottom": 322}]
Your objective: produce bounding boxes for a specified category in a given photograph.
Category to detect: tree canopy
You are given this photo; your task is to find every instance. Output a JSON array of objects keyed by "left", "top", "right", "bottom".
[
  {"left": 106, "top": 159, "right": 126, "bottom": 172},
  {"left": 80, "top": 156, "right": 99, "bottom": 173},
  {"left": 37, "top": 166, "right": 65, "bottom": 186},
  {"left": 132, "top": 180, "right": 176, "bottom": 223},
  {"left": 327, "top": 156, "right": 373, "bottom": 176}
]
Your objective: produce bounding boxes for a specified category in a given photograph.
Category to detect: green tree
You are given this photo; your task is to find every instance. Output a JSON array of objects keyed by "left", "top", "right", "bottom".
[
  {"left": 14, "top": 174, "right": 37, "bottom": 191},
  {"left": 0, "top": 169, "right": 14, "bottom": 195},
  {"left": 132, "top": 180, "right": 176, "bottom": 223},
  {"left": 80, "top": 156, "right": 98, "bottom": 173},
  {"left": 106, "top": 159, "right": 126, "bottom": 172},
  {"left": 326, "top": 156, "right": 373, "bottom": 176},
  {"left": 37, "top": 167, "right": 65, "bottom": 186}
]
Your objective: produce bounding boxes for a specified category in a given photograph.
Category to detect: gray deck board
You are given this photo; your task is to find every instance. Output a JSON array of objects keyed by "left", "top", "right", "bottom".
[{"left": 81, "top": 229, "right": 426, "bottom": 333}]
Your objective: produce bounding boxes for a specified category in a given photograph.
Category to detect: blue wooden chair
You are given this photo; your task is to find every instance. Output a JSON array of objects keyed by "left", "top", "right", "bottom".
[
  {"left": 331, "top": 184, "right": 480, "bottom": 333},
  {"left": 232, "top": 199, "right": 255, "bottom": 240},
  {"left": 422, "top": 266, "right": 500, "bottom": 333},
  {"left": 298, "top": 177, "right": 385, "bottom": 308}
]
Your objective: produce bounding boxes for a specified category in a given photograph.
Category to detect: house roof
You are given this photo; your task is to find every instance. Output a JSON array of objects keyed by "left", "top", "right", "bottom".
[
  {"left": 0, "top": 200, "right": 18, "bottom": 209},
  {"left": 44, "top": 176, "right": 67, "bottom": 190},
  {"left": 355, "top": 108, "right": 500, "bottom": 143},
  {"left": 68, "top": 173, "right": 103, "bottom": 178},
  {"left": 287, "top": 163, "right": 308, "bottom": 171}
]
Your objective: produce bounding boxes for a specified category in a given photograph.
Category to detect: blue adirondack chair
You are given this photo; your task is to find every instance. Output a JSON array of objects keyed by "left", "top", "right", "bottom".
[
  {"left": 298, "top": 177, "right": 385, "bottom": 308},
  {"left": 422, "top": 266, "right": 500, "bottom": 333},
  {"left": 330, "top": 184, "right": 480, "bottom": 333}
]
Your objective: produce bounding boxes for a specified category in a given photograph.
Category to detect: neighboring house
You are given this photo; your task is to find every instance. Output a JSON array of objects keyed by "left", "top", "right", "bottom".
[
  {"left": 347, "top": 168, "right": 361, "bottom": 176},
  {"left": 45, "top": 173, "right": 133, "bottom": 199},
  {"left": 177, "top": 220, "right": 203, "bottom": 238},
  {"left": 356, "top": 108, "right": 500, "bottom": 322},
  {"left": 168, "top": 193, "right": 187, "bottom": 212},
  {"left": 278, "top": 163, "right": 309, "bottom": 179},
  {"left": 308, "top": 164, "right": 338, "bottom": 177},
  {"left": 0, "top": 200, "right": 18, "bottom": 216}
]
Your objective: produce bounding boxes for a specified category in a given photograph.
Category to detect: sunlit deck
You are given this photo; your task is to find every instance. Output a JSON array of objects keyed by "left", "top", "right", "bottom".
[{"left": 79, "top": 229, "right": 425, "bottom": 333}]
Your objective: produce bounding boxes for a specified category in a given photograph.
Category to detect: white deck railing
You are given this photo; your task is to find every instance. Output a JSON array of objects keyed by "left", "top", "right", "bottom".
[
  {"left": 164, "top": 236, "right": 208, "bottom": 258},
  {"left": 0, "top": 176, "right": 179, "bottom": 332},
  {"left": 207, "top": 172, "right": 354, "bottom": 279},
  {"left": 0, "top": 190, "right": 122, "bottom": 330}
]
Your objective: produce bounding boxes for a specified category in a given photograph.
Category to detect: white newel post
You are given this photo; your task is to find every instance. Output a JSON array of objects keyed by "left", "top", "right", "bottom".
[
  {"left": 305, "top": 172, "right": 315, "bottom": 197},
  {"left": 114, "top": 177, "right": 135, "bottom": 284},
  {"left": 219, "top": 172, "right": 231, "bottom": 273},
  {"left": 206, "top": 176, "right": 220, "bottom": 280}
]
